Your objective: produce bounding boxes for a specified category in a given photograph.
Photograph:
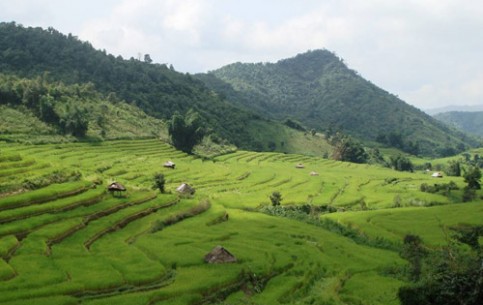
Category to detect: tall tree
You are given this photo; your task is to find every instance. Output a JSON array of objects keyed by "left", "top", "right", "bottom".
[
  {"left": 464, "top": 166, "right": 481, "bottom": 190},
  {"left": 331, "top": 133, "right": 368, "bottom": 164},
  {"left": 168, "top": 110, "right": 205, "bottom": 153}
]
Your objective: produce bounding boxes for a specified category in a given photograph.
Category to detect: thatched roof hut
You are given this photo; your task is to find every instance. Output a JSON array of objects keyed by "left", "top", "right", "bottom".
[
  {"left": 176, "top": 183, "right": 195, "bottom": 195},
  {"left": 164, "top": 161, "right": 175, "bottom": 169},
  {"left": 310, "top": 171, "right": 319, "bottom": 176},
  {"left": 204, "top": 245, "right": 237, "bottom": 264},
  {"left": 431, "top": 172, "right": 443, "bottom": 178},
  {"left": 108, "top": 182, "right": 126, "bottom": 197},
  {"left": 107, "top": 182, "right": 126, "bottom": 192},
  {"left": 295, "top": 163, "right": 305, "bottom": 169}
]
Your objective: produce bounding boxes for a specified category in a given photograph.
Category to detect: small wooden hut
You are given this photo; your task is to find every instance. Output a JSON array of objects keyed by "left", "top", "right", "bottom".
[
  {"left": 176, "top": 183, "right": 195, "bottom": 195},
  {"left": 108, "top": 182, "right": 126, "bottom": 196},
  {"left": 163, "top": 161, "right": 176, "bottom": 169},
  {"left": 204, "top": 246, "right": 237, "bottom": 264},
  {"left": 310, "top": 171, "right": 319, "bottom": 176},
  {"left": 295, "top": 163, "right": 305, "bottom": 169},
  {"left": 431, "top": 172, "right": 443, "bottom": 178}
]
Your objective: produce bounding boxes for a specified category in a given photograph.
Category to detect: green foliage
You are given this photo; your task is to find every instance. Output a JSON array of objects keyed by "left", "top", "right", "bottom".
[
  {"left": 420, "top": 181, "right": 458, "bottom": 195},
  {"left": 400, "top": 235, "right": 427, "bottom": 281},
  {"left": 464, "top": 166, "right": 481, "bottom": 190},
  {"left": 330, "top": 133, "right": 368, "bottom": 163},
  {"left": 153, "top": 173, "right": 166, "bottom": 193},
  {"left": 389, "top": 155, "right": 414, "bottom": 172},
  {"left": 445, "top": 160, "right": 461, "bottom": 176},
  {"left": 283, "top": 118, "right": 306, "bottom": 131},
  {"left": 398, "top": 232, "right": 483, "bottom": 305},
  {"left": 269, "top": 191, "right": 282, "bottom": 206},
  {"left": 168, "top": 110, "right": 205, "bottom": 153},
  {"left": 366, "top": 148, "right": 387, "bottom": 166},
  {"left": 0, "top": 74, "right": 166, "bottom": 140}
]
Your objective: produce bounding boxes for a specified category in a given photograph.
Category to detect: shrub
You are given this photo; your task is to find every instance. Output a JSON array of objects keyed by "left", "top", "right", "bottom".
[{"left": 270, "top": 191, "right": 282, "bottom": 206}]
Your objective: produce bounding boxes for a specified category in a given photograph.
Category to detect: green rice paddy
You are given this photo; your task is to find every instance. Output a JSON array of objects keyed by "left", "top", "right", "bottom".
[{"left": 0, "top": 139, "right": 481, "bottom": 304}]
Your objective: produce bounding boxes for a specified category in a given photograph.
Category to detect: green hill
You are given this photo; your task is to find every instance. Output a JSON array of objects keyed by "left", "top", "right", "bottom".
[
  {"left": 0, "top": 22, "right": 328, "bottom": 153},
  {"left": 200, "top": 50, "right": 477, "bottom": 157},
  {"left": 434, "top": 111, "right": 483, "bottom": 137}
]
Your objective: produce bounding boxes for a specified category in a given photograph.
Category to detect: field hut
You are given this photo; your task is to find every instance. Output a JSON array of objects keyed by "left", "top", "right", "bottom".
[
  {"left": 204, "top": 246, "right": 237, "bottom": 264},
  {"left": 163, "top": 161, "right": 176, "bottom": 169},
  {"left": 295, "top": 163, "right": 305, "bottom": 169},
  {"left": 431, "top": 172, "right": 443, "bottom": 178},
  {"left": 310, "top": 171, "right": 319, "bottom": 176},
  {"left": 108, "top": 182, "right": 126, "bottom": 196},
  {"left": 176, "top": 183, "right": 195, "bottom": 195}
]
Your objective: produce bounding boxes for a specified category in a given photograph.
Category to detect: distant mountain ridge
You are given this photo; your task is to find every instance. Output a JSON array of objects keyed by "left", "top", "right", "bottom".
[
  {"left": 425, "top": 104, "right": 483, "bottom": 115},
  {"left": 199, "top": 50, "right": 477, "bottom": 156},
  {"left": 434, "top": 111, "right": 483, "bottom": 137}
]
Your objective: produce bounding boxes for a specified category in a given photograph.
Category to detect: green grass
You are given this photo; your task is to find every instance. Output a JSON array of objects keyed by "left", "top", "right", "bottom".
[{"left": 0, "top": 139, "right": 481, "bottom": 304}]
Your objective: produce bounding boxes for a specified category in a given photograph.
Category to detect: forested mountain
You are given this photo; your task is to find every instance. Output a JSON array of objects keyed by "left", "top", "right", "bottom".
[
  {"left": 200, "top": 50, "right": 477, "bottom": 156},
  {"left": 0, "top": 22, "right": 277, "bottom": 150},
  {"left": 434, "top": 111, "right": 483, "bottom": 137}
]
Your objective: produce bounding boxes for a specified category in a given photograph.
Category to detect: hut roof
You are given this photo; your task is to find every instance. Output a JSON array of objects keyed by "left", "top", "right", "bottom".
[
  {"left": 204, "top": 245, "right": 237, "bottom": 264},
  {"left": 176, "top": 183, "right": 195, "bottom": 195},
  {"left": 310, "top": 171, "right": 319, "bottom": 176},
  {"left": 108, "top": 182, "right": 126, "bottom": 191},
  {"left": 295, "top": 163, "right": 305, "bottom": 169},
  {"left": 164, "top": 161, "right": 175, "bottom": 168},
  {"left": 431, "top": 172, "right": 443, "bottom": 178}
]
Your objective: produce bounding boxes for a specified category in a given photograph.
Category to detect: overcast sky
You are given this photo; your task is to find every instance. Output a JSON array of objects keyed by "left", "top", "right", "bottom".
[{"left": 1, "top": 0, "right": 482, "bottom": 110}]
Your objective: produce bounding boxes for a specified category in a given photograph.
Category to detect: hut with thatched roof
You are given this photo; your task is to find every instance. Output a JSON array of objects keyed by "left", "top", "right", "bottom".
[
  {"left": 431, "top": 172, "right": 443, "bottom": 178},
  {"left": 310, "top": 171, "right": 319, "bottom": 176},
  {"left": 176, "top": 183, "right": 195, "bottom": 195},
  {"left": 107, "top": 182, "right": 126, "bottom": 196},
  {"left": 163, "top": 161, "right": 176, "bottom": 169},
  {"left": 204, "top": 245, "right": 237, "bottom": 264},
  {"left": 295, "top": 163, "right": 305, "bottom": 169}
]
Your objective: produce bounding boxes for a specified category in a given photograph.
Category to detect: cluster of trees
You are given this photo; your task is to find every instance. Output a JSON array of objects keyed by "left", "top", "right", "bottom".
[
  {"left": 420, "top": 181, "right": 458, "bottom": 194},
  {"left": 329, "top": 132, "right": 368, "bottom": 163},
  {"left": 398, "top": 228, "right": 483, "bottom": 305},
  {"left": 0, "top": 74, "right": 90, "bottom": 137},
  {"left": 168, "top": 110, "right": 205, "bottom": 153},
  {"left": 389, "top": 155, "right": 414, "bottom": 172}
]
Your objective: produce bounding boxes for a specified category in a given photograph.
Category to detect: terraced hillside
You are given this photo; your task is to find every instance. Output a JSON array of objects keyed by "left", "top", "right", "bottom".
[{"left": 0, "top": 139, "right": 481, "bottom": 305}]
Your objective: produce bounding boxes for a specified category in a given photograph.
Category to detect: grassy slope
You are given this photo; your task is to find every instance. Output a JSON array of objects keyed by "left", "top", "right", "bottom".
[
  {"left": 0, "top": 103, "right": 167, "bottom": 144},
  {"left": 0, "top": 139, "right": 481, "bottom": 305}
]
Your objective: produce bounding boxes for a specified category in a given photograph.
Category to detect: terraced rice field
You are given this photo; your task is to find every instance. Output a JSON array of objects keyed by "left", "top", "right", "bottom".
[{"left": 0, "top": 139, "right": 481, "bottom": 305}]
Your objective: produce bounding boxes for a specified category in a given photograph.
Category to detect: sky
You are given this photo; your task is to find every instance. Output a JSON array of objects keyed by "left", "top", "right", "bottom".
[{"left": 1, "top": 0, "right": 482, "bottom": 110}]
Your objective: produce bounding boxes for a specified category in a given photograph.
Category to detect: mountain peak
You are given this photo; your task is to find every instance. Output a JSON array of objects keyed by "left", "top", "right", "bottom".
[{"left": 203, "top": 50, "right": 477, "bottom": 156}]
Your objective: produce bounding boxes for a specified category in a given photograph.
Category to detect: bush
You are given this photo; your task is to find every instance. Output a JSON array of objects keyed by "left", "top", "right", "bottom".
[{"left": 270, "top": 191, "right": 282, "bottom": 206}]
